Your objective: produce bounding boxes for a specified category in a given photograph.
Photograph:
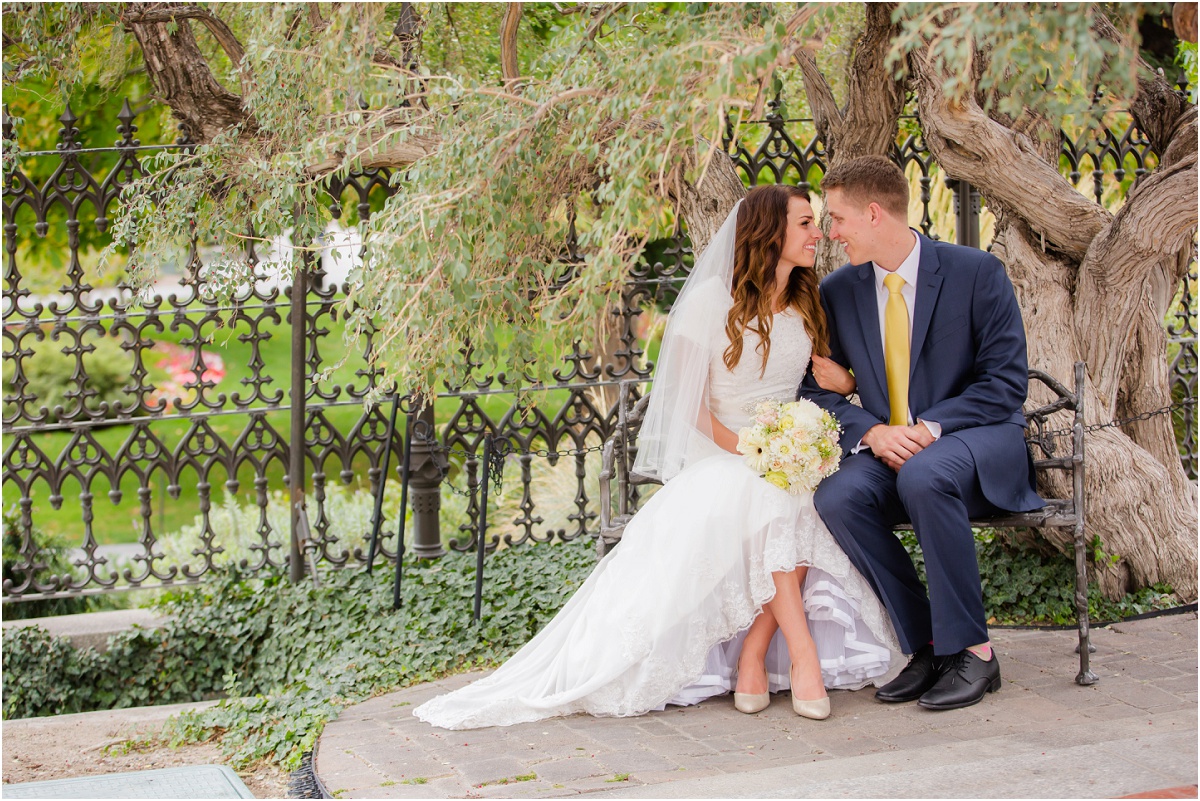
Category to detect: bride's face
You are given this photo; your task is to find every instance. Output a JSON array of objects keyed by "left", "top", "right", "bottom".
[{"left": 777, "top": 196, "right": 823, "bottom": 269}]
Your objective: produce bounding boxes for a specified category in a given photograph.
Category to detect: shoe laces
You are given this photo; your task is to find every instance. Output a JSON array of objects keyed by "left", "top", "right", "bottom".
[{"left": 941, "top": 650, "right": 972, "bottom": 676}]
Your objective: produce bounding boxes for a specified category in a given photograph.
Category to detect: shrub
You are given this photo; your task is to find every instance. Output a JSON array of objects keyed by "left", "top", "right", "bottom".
[
  {"left": 899, "top": 528, "right": 1178, "bottom": 625},
  {"left": 2, "top": 524, "right": 1180, "bottom": 771}
]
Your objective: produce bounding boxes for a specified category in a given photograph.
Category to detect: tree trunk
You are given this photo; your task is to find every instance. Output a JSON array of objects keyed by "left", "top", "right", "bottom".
[
  {"left": 1117, "top": 250, "right": 1194, "bottom": 477},
  {"left": 795, "top": 3, "right": 905, "bottom": 278},
  {"left": 911, "top": 33, "right": 1199, "bottom": 602},
  {"left": 667, "top": 143, "right": 748, "bottom": 254},
  {"left": 125, "top": 7, "right": 252, "bottom": 143},
  {"left": 995, "top": 220, "right": 1199, "bottom": 600}
]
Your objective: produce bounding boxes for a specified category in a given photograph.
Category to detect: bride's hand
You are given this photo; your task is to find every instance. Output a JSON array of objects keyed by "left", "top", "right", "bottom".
[{"left": 812, "top": 355, "right": 856, "bottom": 395}]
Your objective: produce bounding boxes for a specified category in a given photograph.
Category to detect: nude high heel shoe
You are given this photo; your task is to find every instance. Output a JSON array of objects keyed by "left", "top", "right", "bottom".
[
  {"left": 791, "top": 667, "right": 830, "bottom": 720},
  {"left": 735, "top": 689, "right": 770, "bottom": 714},
  {"left": 732, "top": 662, "right": 770, "bottom": 714}
]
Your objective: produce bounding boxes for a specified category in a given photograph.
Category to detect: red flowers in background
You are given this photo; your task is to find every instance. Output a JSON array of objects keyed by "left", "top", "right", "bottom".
[{"left": 150, "top": 343, "right": 226, "bottom": 407}]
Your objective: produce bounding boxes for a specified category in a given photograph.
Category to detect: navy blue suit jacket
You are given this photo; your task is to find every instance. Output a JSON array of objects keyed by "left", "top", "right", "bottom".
[{"left": 799, "top": 233, "right": 1043, "bottom": 513}]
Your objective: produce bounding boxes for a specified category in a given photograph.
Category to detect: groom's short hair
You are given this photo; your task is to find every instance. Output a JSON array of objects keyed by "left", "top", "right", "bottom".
[{"left": 821, "top": 156, "right": 909, "bottom": 220}]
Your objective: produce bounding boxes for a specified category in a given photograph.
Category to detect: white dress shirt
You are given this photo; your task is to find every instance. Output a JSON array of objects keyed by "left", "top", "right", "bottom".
[{"left": 853, "top": 231, "right": 941, "bottom": 454}]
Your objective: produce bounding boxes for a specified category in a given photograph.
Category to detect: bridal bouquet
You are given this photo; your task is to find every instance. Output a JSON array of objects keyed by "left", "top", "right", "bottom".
[{"left": 736, "top": 399, "right": 843, "bottom": 494}]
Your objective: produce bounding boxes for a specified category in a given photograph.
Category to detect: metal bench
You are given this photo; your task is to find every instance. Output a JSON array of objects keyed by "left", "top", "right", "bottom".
[{"left": 598, "top": 362, "right": 1096, "bottom": 685}]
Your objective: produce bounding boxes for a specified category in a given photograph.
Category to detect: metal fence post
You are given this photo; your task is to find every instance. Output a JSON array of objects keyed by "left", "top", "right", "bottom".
[
  {"left": 289, "top": 210, "right": 311, "bottom": 585},
  {"left": 408, "top": 397, "right": 446, "bottom": 559},
  {"left": 473, "top": 433, "right": 493, "bottom": 624},
  {"left": 366, "top": 393, "right": 401, "bottom": 574},
  {"left": 392, "top": 405, "right": 415, "bottom": 610},
  {"left": 951, "top": 178, "right": 982, "bottom": 249}
]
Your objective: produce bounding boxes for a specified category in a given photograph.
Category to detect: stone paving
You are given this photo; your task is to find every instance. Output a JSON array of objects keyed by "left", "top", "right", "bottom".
[{"left": 316, "top": 613, "right": 1198, "bottom": 798}]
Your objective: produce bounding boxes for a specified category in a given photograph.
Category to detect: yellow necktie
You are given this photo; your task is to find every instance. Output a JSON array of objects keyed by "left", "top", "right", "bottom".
[{"left": 883, "top": 273, "right": 909, "bottom": 426}]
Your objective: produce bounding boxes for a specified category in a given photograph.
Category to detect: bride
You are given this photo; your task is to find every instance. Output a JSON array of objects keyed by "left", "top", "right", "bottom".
[{"left": 414, "top": 185, "right": 902, "bottom": 730}]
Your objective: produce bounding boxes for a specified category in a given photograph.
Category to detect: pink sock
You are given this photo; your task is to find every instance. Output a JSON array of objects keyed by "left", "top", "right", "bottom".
[{"left": 966, "top": 642, "right": 993, "bottom": 661}]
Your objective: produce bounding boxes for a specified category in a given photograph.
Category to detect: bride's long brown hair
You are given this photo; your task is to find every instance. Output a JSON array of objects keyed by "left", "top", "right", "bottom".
[{"left": 723, "top": 185, "right": 830, "bottom": 373}]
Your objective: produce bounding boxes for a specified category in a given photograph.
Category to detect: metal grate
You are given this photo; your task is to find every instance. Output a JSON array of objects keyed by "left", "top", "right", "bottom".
[{"left": 2, "top": 766, "right": 254, "bottom": 799}]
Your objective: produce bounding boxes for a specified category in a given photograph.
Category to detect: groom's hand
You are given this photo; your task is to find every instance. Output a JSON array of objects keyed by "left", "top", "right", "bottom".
[
  {"left": 907, "top": 421, "right": 937, "bottom": 449},
  {"left": 862, "top": 424, "right": 935, "bottom": 471}
]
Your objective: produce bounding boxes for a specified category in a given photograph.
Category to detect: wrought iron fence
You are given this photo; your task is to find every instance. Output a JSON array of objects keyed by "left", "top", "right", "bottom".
[{"left": 3, "top": 99, "right": 1195, "bottom": 602}]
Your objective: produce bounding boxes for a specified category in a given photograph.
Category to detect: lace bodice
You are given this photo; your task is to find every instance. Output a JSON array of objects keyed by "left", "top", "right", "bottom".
[{"left": 709, "top": 309, "right": 813, "bottom": 431}]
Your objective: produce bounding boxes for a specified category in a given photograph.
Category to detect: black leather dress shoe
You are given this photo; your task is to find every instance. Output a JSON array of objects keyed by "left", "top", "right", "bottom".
[
  {"left": 918, "top": 649, "right": 1001, "bottom": 710},
  {"left": 875, "top": 644, "right": 942, "bottom": 703}
]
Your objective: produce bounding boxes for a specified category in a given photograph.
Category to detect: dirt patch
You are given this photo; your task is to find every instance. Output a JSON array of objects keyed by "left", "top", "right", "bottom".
[{"left": 2, "top": 702, "right": 289, "bottom": 798}]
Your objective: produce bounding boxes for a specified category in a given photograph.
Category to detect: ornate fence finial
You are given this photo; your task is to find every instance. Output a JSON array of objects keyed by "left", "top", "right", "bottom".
[
  {"left": 116, "top": 98, "right": 140, "bottom": 148},
  {"left": 564, "top": 197, "right": 582, "bottom": 263},
  {"left": 56, "top": 104, "right": 81, "bottom": 152},
  {"left": 765, "top": 89, "right": 783, "bottom": 121}
]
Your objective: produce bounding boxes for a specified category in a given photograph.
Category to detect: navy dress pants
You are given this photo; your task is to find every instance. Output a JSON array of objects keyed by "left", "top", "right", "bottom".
[{"left": 814, "top": 435, "right": 1002, "bottom": 656}]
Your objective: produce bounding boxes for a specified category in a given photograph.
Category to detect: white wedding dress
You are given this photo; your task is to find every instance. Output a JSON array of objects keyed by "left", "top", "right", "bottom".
[{"left": 414, "top": 307, "right": 903, "bottom": 730}]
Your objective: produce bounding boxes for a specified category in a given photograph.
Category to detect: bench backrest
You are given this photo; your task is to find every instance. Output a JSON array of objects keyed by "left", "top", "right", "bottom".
[{"left": 602, "top": 362, "right": 1085, "bottom": 530}]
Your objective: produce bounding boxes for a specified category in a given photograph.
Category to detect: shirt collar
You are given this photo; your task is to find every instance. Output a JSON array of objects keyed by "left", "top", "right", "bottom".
[{"left": 872, "top": 230, "right": 921, "bottom": 292}]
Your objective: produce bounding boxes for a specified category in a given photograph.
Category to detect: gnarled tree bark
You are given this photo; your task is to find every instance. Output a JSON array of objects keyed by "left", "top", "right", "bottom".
[
  {"left": 123, "top": 3, "right": 253, "bottom": 143},
  {"left": 910, "top": 16, "right": 1198, "bottom": 601},
  {"left": 797, "top": 3, "right": 905, "bottom": 165}
]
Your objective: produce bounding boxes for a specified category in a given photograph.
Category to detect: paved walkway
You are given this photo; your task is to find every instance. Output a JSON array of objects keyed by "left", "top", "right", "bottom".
[{"left": 317, "top": 613, "right": 1198, "bottom": 799}]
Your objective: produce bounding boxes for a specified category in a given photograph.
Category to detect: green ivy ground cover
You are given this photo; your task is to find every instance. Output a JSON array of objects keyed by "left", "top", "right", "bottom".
[
  {"left": 2, "top": 536, "right": 598, "bottom": 769},
  {"left": 1, "top": 532, "right": 1179, "bottom": 771}
]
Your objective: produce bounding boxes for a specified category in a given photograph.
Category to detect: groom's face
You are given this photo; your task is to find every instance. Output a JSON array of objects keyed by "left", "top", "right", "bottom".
[{"left": 824, "top": 188, "right": 877, "bottom": 266}]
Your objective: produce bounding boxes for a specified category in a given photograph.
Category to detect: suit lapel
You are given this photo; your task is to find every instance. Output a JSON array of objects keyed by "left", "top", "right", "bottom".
[
  {"left": 852, "top": 263, "right": 888, "bottom": 394},
  {"left": 909, "top": 234, "right": 944, "bottom": 378}
]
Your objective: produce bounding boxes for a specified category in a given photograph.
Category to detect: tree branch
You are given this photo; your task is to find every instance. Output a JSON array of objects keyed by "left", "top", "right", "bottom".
[
  {"left": 304, "top": 134, "right": 441, "bottom": 177},
  {"left": 306, "top": 3, "right": 326, "bottom": 32},
  {"left": 122, "top": 4, "right": 245, "bottom": 72},
  {"left": 795, "top": 48, "right": 842, "bottom": 145},
  {"left": 393, "top": 2, "right": 421, "bottom": 68},
  {"left": 124, "top": 4, "right": 252, "bottom": 143},
  {"left": 584, "top": 3, "right": 626, "bottom": 42},
  {"left": 795, "top": 4, "right": 903, "bottom": 165},
  {"left": 371, "top": 50, "right": 404, "bottom": 70},
  {"left": 837, "top": 2, "right": 905, "bottom": 161},
  {"left": 666, "top": 146, "right": 745, "bottom": 254},
  {"left": 912, "top": 46, "right": 1110, "bottom": 259},
  {"left": 1093, "top": 11, "right": 1195, "bottom": 169},
  {"left": 501, "top": 3, "right": 522, "bottom": 88},
  {"left": 1174, "top": 1, "right": 1197, "bottom": 42},
  {"left": 1075, "top": 154, "right": 1199, "bottom": 409}
]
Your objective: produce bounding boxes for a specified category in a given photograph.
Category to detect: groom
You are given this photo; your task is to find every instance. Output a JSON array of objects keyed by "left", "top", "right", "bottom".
[{"left": 799, "top": 156, "right": 1043, "bottom": 710}]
